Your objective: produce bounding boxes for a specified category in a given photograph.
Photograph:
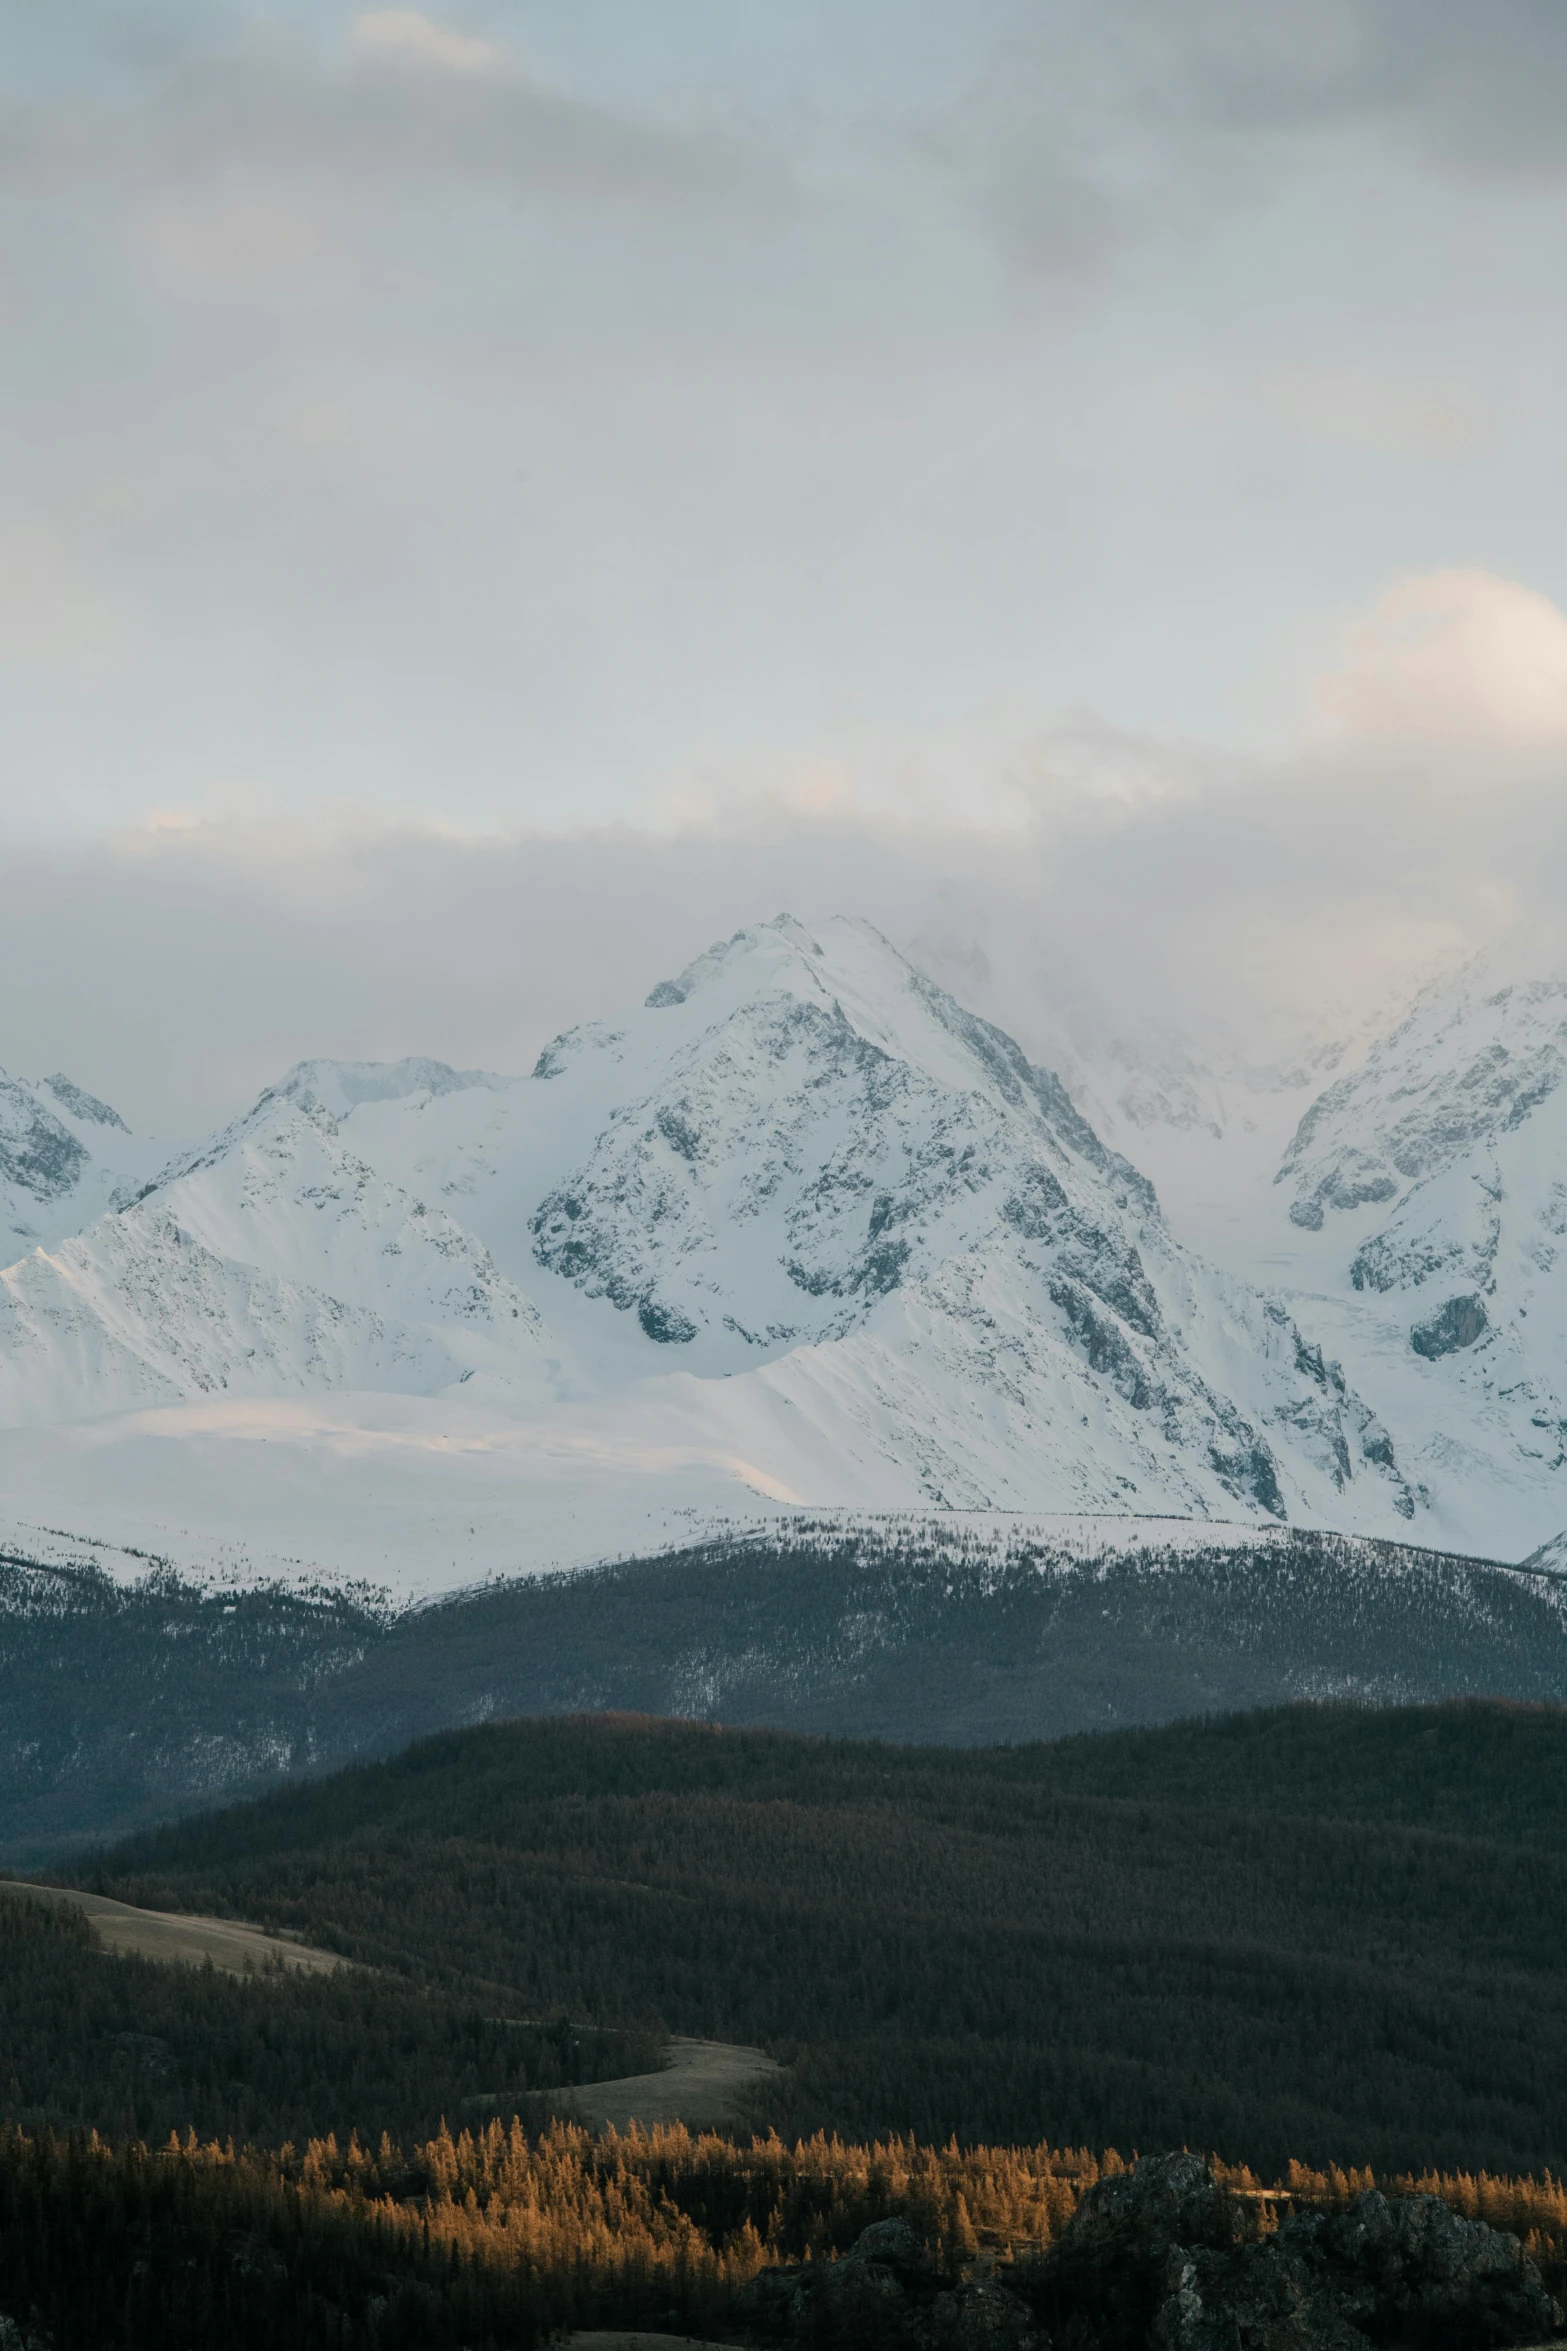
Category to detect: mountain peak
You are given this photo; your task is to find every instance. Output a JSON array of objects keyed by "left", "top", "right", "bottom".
[
  {"left": 632, "top": 914, "right": 1105, "bottom": 1136},
  {"left": 644, "top": 912, "right": 828, "bottom": 1008},
  {"left": 641, "top": 913, "right": 918, "bottom": 1024},
  {"left": 272, "top": 1058, "right": 514, "bottom": 1121},
  {"left": 1278, "top": 946, "right": 1567, "bottom": 1228},
  {"left": 0, "top": 915, "right": 1433, "bottom": 1569}
]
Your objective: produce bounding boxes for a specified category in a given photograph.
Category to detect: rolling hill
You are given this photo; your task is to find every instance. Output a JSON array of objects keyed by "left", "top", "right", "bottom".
[{"left": 61, "top": 1699, "right": 1567, "bottom": 2179}]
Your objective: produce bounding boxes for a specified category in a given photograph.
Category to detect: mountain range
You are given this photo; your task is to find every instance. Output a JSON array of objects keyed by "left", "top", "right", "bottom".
[{"left": 1, "top": 914, "right": 1564, "bottom": 1589}]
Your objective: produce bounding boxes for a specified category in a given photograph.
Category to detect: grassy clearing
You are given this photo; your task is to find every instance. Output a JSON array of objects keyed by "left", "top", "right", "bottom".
[
  {"left": 552, "top": 2036, "right": 781, "bottom": 2132},
  {"left": 0, "top": 1878, "right": 342, "bottom": 1975}
]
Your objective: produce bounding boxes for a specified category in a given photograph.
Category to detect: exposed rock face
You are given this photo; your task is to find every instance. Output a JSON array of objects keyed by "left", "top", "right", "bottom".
[
  {"left": 1278, "top": 968, "right": 1567, "bottom": 1230},
  {"left": 0, "top": 1078, "right": 88, "bottom": 1203},
  {"left": 0, "top": 1066, "right": 164, "bottom": 1257},
  {"left": 1042, "top": 2153, "right": 1245, "bottom": 2347},
  {"left": 41, "top": 1073, "right": 127, "bottom": 1131},
  {"left": 1410, "top": 1292, "right": 1489, "bottom": 1359},
  {"left": 723, "top": 2156, "right": 1560, "bottom": 2349},
  {"left": 1040, "top": 2152, "right": 1559, "bottom": 2351}
]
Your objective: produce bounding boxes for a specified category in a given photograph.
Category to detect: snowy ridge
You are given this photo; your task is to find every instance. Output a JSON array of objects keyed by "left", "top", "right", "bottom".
[
  {"left": 1279, "top": 956, "right": 1567, "bottom": 1231},
  {"left": 0, "top": 1067, "right": 169, "bottom": 1255},
  {"left": 5, "top": 913, "right": 1565, "bottom": 1595},
  {"left": 509, "top": 918, "right": 1413, "bottom": 1525},
  {"left": 1239, "top": 945, "right": 1567, "bottom": 1562},
  {"left": 0, "top": 1089, "right": 549, "bottom": 1426},
  {"left": 1524, "top": 1526, "right": 1567, "bottom": 1577}
]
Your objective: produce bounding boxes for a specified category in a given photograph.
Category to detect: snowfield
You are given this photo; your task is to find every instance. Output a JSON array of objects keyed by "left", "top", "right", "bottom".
[{"left": 3, "top": 917, "right": 1567, "bottom": 1592}]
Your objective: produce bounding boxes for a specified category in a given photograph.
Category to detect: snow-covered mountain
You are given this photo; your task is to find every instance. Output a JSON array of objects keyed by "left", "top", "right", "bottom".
[
  {"left": 1220, "top": 949, "right": 1567, "bottom": 1559},
  {"left": 515, "top": 916, "right": 1408, "bottom": 1519},
  {"left": 1278, "top": 962, "right": 1567, "bottom": 1234},
  {"left": 0, "top": 917, "right": 1421, "bottom": 1591},
  {"left": 1033, "top": 971, "right": 1447, "bottom": 1286},
  {"left": 0, "top": 1069, "right": 167, "bottom": 1254},
  {"left": 0, "top": 1084, "right": 548, "bottom": 1425}
]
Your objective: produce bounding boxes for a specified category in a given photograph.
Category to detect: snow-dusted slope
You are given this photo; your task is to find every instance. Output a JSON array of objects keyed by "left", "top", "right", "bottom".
[
  {"left": 510, "top": 918, "right": 1410, "bottom": 1522},
  {"left": 0, "top": 1068, "right": 168, "bottom": 1254},
  {"left": 1279, "top": 962, "right": 1567, "bottom": 1232},
  {"left": 1039, "top": 970, "right": 1448, "bottom": 1285},
  {"left": 1229, "top": 950, "right": 1567, "bottom": 1557},
  {"left": 0, "top": 1087, "right": 549, "bottom": 1425},
  {"left": 0, "top": 916, "right": 1464, "bottom": 1586}
]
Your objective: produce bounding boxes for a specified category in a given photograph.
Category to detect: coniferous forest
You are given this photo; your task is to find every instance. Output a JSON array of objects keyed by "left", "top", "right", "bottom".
[
  {"left": 47, "top": 1700, "right": 1567, "bottom": 2174},
  {"left": 5, "top": 1699, "right": 1567, "bottom": 2345}
]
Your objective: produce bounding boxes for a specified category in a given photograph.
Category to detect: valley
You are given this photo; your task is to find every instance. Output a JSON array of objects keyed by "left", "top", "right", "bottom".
[{"left": 9, "top": 1697, "right": 1567, "bottom": 2349}]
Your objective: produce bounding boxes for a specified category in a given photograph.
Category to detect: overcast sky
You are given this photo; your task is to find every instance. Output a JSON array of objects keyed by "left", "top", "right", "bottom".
[{"left": 6, "top": 0, "right": 1567, "bottom": 1127}]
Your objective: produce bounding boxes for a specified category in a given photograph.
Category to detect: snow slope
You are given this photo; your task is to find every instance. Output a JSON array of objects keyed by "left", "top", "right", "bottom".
[
  {"left": 0, "top": 1068, "right": 168, "bottom": 1254},
  {"left": 1043, "top": 971, "right": 1445, "bottom": 1286},
  {"left": 1279, "top": 962, "right": 1567, "bottom": 1232},
  {"left": 0, "top": 1089, "right": 549, "bottom": 1425},
  {"left": 0, "top": 917, "right": 1422, "bottom": 1589},
  {"left": 1204, "top": 950, "right": 1567, "bottom": 1559}
]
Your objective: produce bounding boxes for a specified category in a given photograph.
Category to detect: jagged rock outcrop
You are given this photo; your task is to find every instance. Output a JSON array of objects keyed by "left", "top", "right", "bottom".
[{"left": 1037, "top": 2152, "right": 1559, "bottom": 2350}]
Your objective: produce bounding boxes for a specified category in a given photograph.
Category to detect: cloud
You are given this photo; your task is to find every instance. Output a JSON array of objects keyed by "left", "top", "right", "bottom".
[
  {"left": 1251, "top": 366, "right": 1477, "bottom": 457},
  {"left": 7, "top": 557, "right": 1567, "bottom": 1139},
  {"left": 0, "top": 19, "right": 788, "bottom": 247},
  {"left": 1315, "top": 570, "right": 1567, "bottom": 748},
  {"left": 4, "top": 15, "right": 1567, "bottom": 1122},
  {"left": 958, "top": 0, "right": 1567, "bottom": 274},
  {"left": 0, "top": 506, "right": 133, "bottom": 675},
  {"left": 349, "top": 11, "right": 504, "bottom": 79}
]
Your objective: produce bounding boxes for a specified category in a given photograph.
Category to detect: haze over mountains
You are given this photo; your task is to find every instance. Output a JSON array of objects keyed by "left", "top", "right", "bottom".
[{"left": 2, "top": 914, "right": 1565, "bottom": 1590}]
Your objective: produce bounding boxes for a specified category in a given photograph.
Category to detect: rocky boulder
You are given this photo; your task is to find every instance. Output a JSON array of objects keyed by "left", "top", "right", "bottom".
[{"left": 1037, "top": 2153, "right": 1560, "bottom": 2351}]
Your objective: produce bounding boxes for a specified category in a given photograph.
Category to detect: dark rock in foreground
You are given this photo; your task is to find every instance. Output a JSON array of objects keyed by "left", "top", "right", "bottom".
[
  {"left": 737, "top": 2212, "right": 1039, "bottom": 2351},
  {"left": 732, "top": 2155, "right": 1562, "bottom": 2346},
  {"left": 1041, "top": 2151, "right": 1560, "bottom": 2350}
]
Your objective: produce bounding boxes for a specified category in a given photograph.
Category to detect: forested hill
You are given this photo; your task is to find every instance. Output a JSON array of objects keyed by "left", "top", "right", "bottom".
[
  {"left": 9, "top": 1521, "right": 1567, "bottom": 1862},
  {"left": 88, "top": 1694, "right": 1567, "bottom": 1859},
  {"left": 67, "top": 1700, "right": 1567, "bottom": 2179}
]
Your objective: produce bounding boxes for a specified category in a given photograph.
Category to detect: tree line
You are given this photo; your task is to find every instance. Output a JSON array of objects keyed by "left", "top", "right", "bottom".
[
  {"left": 6, "top": 2114, "right": 1567, "bottom": 2350},
  {"left": 0, "top": 1896, "right": 656, "bottom": 2150}
]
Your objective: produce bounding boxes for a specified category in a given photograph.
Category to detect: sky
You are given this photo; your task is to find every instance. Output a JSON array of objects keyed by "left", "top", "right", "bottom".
[{"left": 5, "top": 0, "right": 1567, "bottom": 1128}]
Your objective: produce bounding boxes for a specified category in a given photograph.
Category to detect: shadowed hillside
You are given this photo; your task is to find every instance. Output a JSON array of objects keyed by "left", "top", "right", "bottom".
[
  {"left": 60, "top": 1698, "right": 1567, "bottom": 2179},
  {"left": 7, "top": 1522, "right": 1567, "bottom": 1858}
]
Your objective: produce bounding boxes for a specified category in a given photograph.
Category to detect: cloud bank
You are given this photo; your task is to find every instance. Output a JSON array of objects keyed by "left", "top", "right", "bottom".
[
  {"left": 3, "top": 2, "right": 1567, "bottom": 1127},
  {"left": 1, "top": 565, "right": 1562, "bottom": 1135},
  {"left": 966, "top": 0, "right": 1567, "bottom": 271}
]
